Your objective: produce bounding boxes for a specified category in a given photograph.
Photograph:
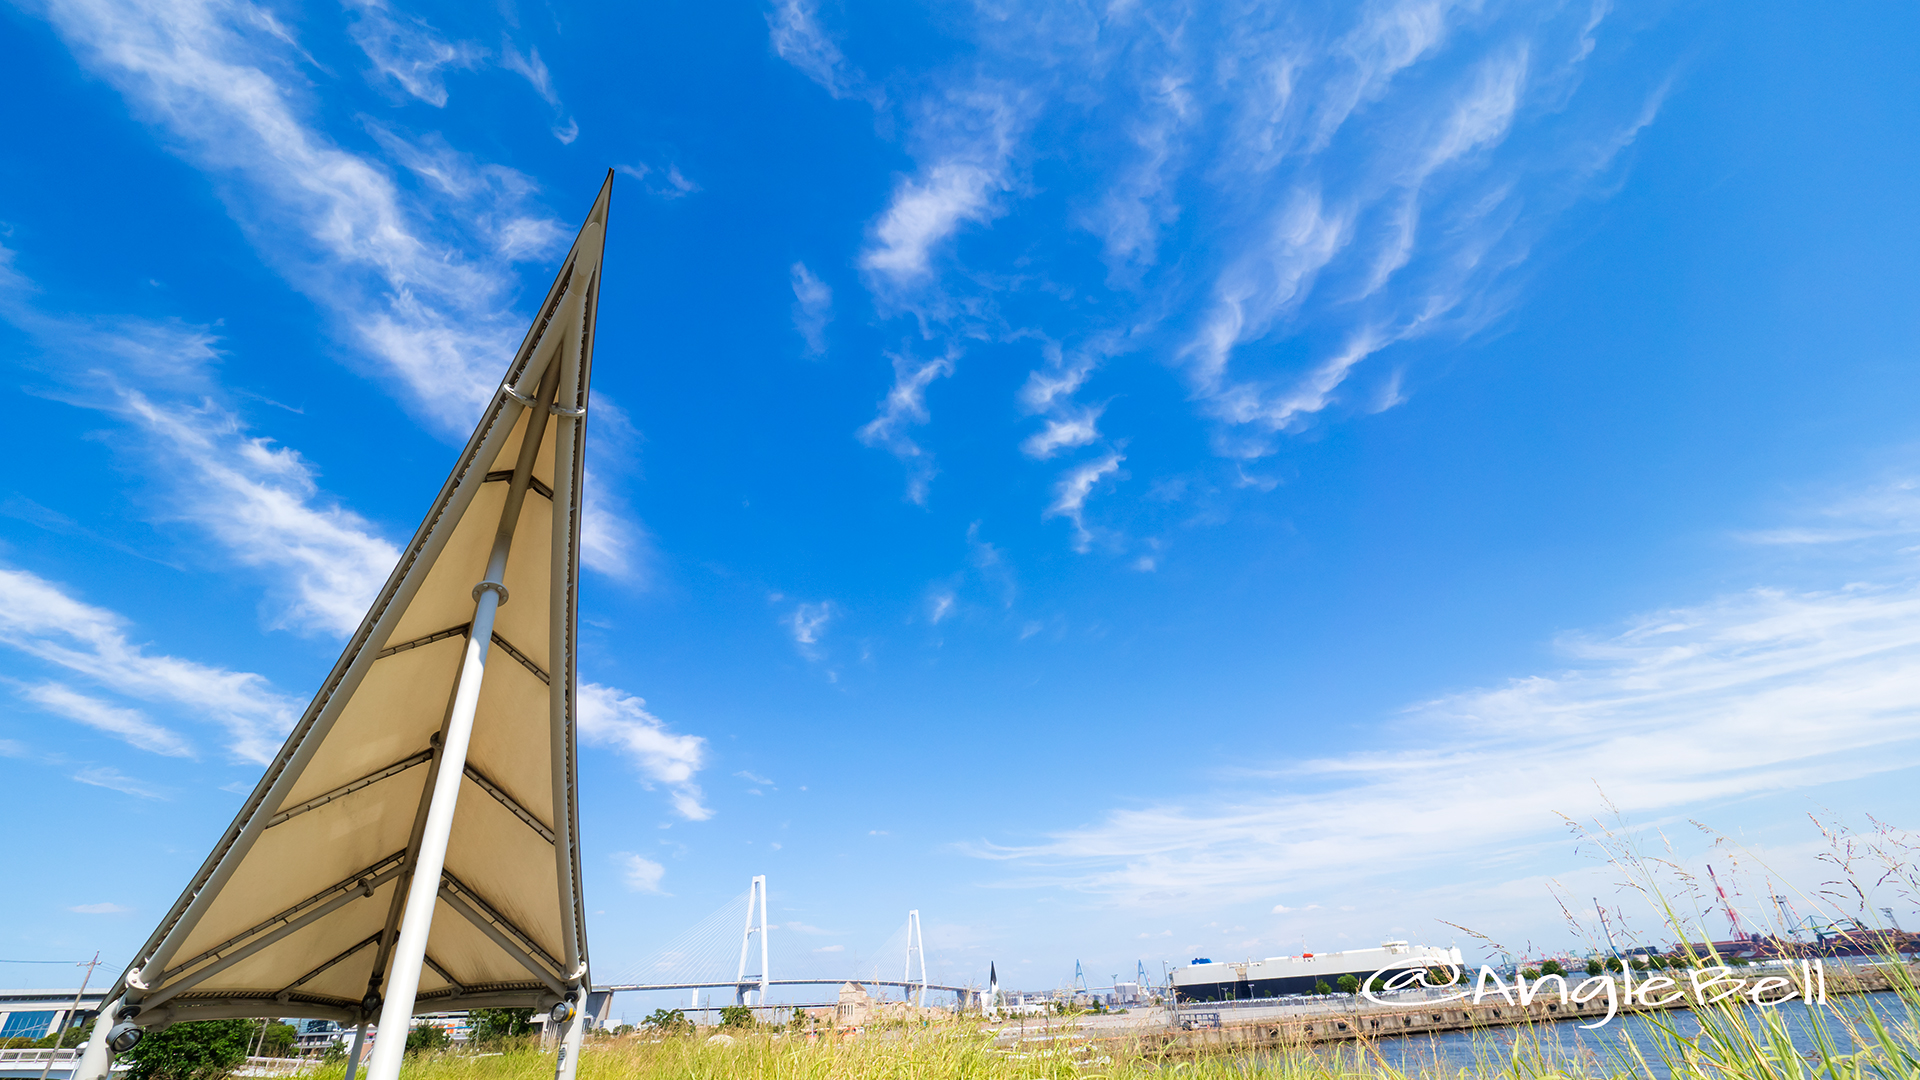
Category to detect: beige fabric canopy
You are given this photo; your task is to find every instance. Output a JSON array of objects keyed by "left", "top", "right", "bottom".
[{"left": 93, "top": 175, "right": 614, "bottom": 1040}]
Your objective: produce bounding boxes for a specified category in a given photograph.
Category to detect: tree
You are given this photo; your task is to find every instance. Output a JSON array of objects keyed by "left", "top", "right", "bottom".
[
  {"left": 31, "top": 1020, "right": 95, "bottom": 1050},
  {"left": 1604, "top": 956, "right": 1623, "bottom": 973},
  {"left": 404, "top": 1023, "right": 449, "bottom": 1054},
  {"left": 256, "top": 1023, "right": 296, "bottom": 1058},
  {"left": 789, "top": 1007, "right": 807, "bottom": 1029},
  {"left": 1520, "top": 968, "right": 1541, "bottom": 980},
  {"left": 1585, "top": 959, "right": 1604, "bottom": 976},
  {"left": 1335, "top": 974, "right": 1359, "bottom": 995},
  {"left": 641, "top": 1009, "right": 691, "bottom": 1036},
  {"left": 718, "top": 1005, "right": 754, "bottom": 1029},
  {"left": 1311, "top": 979, "right": 1332, "bottom": 996},
  {"left": 1541, "top": 961, "right": 1566, "bottom": 977},
  {"left": 123, "top": 1019, "right": 254, "bottom": 1080},
  {"left": 467, "top": 1009, "right": 535, "bottom": 1046}
]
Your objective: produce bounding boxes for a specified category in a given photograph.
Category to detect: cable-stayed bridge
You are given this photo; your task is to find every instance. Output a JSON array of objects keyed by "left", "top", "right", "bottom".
[{"left": 597, "top": 877, "right": 975, "bottom": 1019}]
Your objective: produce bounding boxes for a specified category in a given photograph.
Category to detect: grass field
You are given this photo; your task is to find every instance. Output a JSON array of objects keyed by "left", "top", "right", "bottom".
[{"left": 281, "top": 978, "right": 1920, "bottom": 1080}]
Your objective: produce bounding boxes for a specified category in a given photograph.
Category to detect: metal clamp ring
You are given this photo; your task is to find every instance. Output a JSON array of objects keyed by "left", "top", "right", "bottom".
[
  {"left": 549, "top": 403, "right": 586, "bottom": 418},
  {"left": 501, "top": 384, "right": 540, "bottom": 409},
  {"left": 472, "top": 581, "right": 510, "bottom": 605}
]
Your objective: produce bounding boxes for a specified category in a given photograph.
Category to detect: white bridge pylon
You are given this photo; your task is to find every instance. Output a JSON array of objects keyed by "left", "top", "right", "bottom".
[
  {"left": 905, "top": 909, "right": 927, "bottom": 1008},
  {"left": 735, "top": 875, "right": 768, "bottom": 1006},
  {"left": 601, "top": 876, "right": 968, "bottom": 1007}
]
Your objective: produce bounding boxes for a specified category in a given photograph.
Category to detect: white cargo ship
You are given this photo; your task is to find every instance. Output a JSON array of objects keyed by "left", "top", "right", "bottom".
[{"left": 1170, "top": 940, "right": 1463, "bottom": 1002}]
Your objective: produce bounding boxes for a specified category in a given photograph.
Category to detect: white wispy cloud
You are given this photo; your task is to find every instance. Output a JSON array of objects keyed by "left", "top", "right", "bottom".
[
  {"left": 928, "top": 591, "right": 955, "bottom": 625},
  {"left": 862, "top": 162, "right": 1007, "bottom": 283},
  {"left": 1021, "top": 407, "right": 1103, "bottom": 460},
  {"left": 573, "top": 397, "right": 656, "bottom": 584},
  {"left": 111, "top": 390, "right": 402, "bottom": 636},
  {"left": 497, "top": 37, "right": 579, "bottom": 142},
  {"left": 857, "top": 350, "right": 956, "bottom": 504},
  {"left": 831, "top": 1, "right": 1662, "bottom": 526},
  {"left": 1046, "top": 452, "right": 1124, "bottom": 553},
  {"left": 766, "top": 0, "right": 885, "bottom": 109},
  {"left": 498, "top": 39, "right": 557, "bottom": 105},
  {"left": 578, "top": 682, "right": 711, "bottom": 820},
  {"left": 786, "top": 601, "right": 831, "bottom": 654},
  {"left": 790, "top": 261, "right": 833, "bottom": 356},
  {"left": 18, "top": 681, "right": 193, "bottom": 758},
  {"left": 37, "top": 0, "right": 567, "bottom": 431},
  {"left": 858, "top": 86, "right": 1023, "bottom": 292},
  {"left": 614, "top": 161, "right": 699, "bottom": 200},
  {"left": 343, "top": 0, "right": 483, "bottom": 107},
  {"left": 0, "top": 567, "right": 297, "bottom": 763},
  {"left": 73, "top": 765, "right": 168, "bottom": 800},
  {"left": 581, "top": 469, "right": 649, "bottom": 582},
  {"left": 0, "top": 262, "right": 401, "bottom": 638},
  {"left": 6, "top": 239, "right": 660, "bottom": 628},
  {"left": 969, "top": 575, "right": 1920, "bottom": 904},
  {"left": 615, "top": 852, "right": 668, "bottom": 894}
]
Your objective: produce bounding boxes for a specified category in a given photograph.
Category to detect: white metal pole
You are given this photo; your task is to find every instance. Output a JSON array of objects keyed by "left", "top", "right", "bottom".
[
  {"left": 360, "top": 595, "right": 498, "bottom": 1080},
  {"left": 363, "top": 364, "right": 558, "bottom": 1080},
  {"left": 758, "top": 879, "right": 769, "bottom": 1008},
  {"left": 553, "top": 992, "right": 587, "bottom": 1080},
  {"left": 341, "top": 1021, "right": 368, "bottom": 1080}
]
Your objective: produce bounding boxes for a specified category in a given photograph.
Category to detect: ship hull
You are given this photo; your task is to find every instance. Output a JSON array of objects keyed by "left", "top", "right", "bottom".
[{"left": 1170, "top": 943, "right": 1462, "bottom": 1003}]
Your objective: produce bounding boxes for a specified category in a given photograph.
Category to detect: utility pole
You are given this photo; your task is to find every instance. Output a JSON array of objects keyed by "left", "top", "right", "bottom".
[{"left": 39, "top": 953, "right": 100, "bottom": 1080}]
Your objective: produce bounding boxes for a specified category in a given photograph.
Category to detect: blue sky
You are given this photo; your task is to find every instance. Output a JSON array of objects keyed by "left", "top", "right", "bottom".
[{"left": 3, "top": 0, "right": 1920, "bottom": 1002}]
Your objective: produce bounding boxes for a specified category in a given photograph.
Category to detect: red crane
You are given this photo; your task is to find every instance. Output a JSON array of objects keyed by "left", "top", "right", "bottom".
[{"left": 1707, "top": 864, "right": 1747, "bottom": 940}]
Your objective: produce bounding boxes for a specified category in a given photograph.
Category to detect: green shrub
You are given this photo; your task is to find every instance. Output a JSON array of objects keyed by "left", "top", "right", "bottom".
[
  {"left": 122, "top": 1019, "right": 253, "bottom": 1080},
  {"left": 1540, "top": 960, "right": 1566, "bottom": 977},
  {"left": 1310, "top": 979, "right": 1331, "bottom": 995},
  {"left": 1334, "top": 974, "right": 1358, "bottom": 995},
  {"left": 405, "top": 1023, "right": 450, "bottom": 1053},
  {"left": 641, "top": 1009, "right": 691, "bottom": 1036},
  {"left": 1585, "top": 958, "right": 1603, "bottom": 975},
  {"left": 717, "top": 1005, "right": 754, "bottom": 1029},
  {"left": 468, "top": 1009, "right": 535, "bottom": 1046}
]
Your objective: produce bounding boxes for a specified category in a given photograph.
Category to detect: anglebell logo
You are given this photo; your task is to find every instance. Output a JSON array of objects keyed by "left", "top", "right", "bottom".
[{"left": 1360, "top": 960, "right": 1829, "bottom": 1029}]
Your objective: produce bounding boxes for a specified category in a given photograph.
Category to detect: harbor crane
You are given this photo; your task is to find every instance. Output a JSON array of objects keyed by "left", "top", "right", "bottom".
[{"left": 1706, "top": 864, "right": 1748, "bottom": 940}]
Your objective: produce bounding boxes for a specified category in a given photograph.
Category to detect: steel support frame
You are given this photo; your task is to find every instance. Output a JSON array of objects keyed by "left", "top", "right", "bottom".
[
  {"left": 72, "top": 172, "right": 609, "bottom": 1080},
  {"left": 545, "top": 239, "right": 600, "bottom": 1080},
  {"left": 361, "top": 347, "right": 570, "bottom": 1080},
  {"left": 138, "top": 864, "right": 405, "bottom": 1011}
]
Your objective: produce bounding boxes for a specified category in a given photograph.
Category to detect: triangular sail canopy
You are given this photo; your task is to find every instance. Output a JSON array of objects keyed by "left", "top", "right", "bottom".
[{"left": 102, "top": 175, "right": 613, "bottom": 1031}]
